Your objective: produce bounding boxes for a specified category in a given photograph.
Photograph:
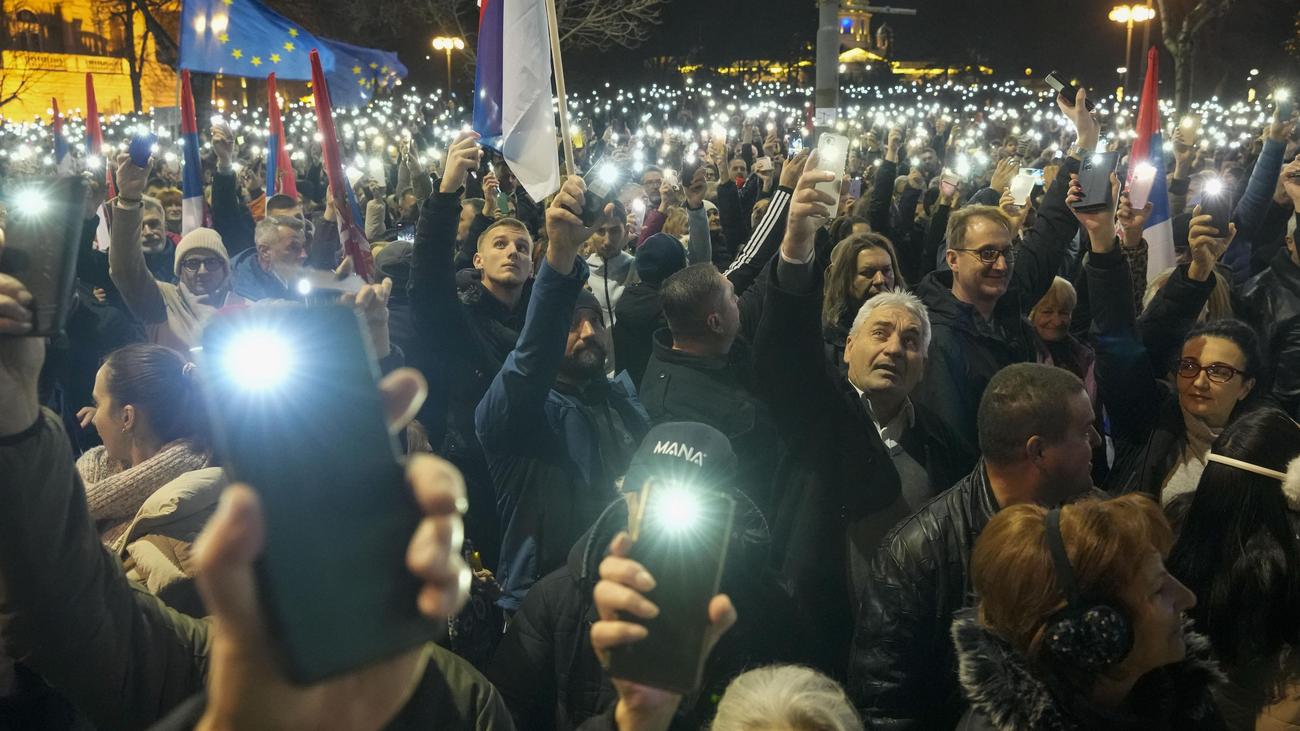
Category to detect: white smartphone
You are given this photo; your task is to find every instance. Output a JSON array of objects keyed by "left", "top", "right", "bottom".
[
  {"left": 663, "top": 169, "right": 680, "bottom": 190},
  {"left": 813, "top": 133, "right": 849, "bottom": 212}
]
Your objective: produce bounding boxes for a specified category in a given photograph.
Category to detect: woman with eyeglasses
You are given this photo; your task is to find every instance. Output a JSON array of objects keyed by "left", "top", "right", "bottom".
[{"left": 1085, "top": 196, "right": 1261, "bottom": 503}]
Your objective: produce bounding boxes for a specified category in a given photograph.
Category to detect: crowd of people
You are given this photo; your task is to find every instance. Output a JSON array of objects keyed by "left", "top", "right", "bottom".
[{"left": 1, "top": 67, "right": 1300, "bottom": 731}]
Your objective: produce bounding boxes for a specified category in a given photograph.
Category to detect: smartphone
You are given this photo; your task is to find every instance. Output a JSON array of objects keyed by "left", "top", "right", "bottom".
[
  {"left": 813, "top": 133, "right": 849, "bottom": 212},
  {"left": 939, "top": 169, "right": 962, "bottom": 198},
  {"left": 1201, "top": 180, "right": 1233, "bottom": 237},
  {"left": 789, "top": 137, "right": 804, "bottom": 154},
  {"left": 0, "top": 177, "right": 86, "bottom": 337},
  {"left": 198, "top": 304, "right": 436, "bottom": 684},
  {"left": 582, "top": 160, "right": 626, "bottom": 227},
  {"left": 1015, "top": 137, "right": 1033, "bottom": 160},
  {"left": 495, "top": 190, "right": 510, "bottom": 216},
  {"left": 129, "top": 132, "right": 157, "bottom": 168},
  {"left": 1045, "top": 71, "right": 1096, "bottom": 112},
  {"left": 1277, "top": 96, "right": 1294, "bottom": 122},
  {"left": 848, "top": 177, "right": 864, "bottom": 199},
  {"left": 1071, "top": 151, "right": 1119, "bottom": 213},
  {"left": 607, "top": 481, "right": 736, "bottom": 694},
  {"left": 663, "top": 169, "right": 680, "bottom": 190}
]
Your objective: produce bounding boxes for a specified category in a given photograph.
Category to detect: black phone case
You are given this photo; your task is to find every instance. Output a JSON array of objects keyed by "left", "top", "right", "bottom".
[
  {"left": 1045, "top": 71, "right": 1096, "bottom": 112},
  {"left": 199, "top": 304, "right": 436, "bottom": 683},
  {"left": 0, "top": 176, "right": 85, "bottom": 337},
  {"left": 1072, "top": 151, "right": 1118, "bottom": 213},
  {"left": 607, "top": 487, "right": 736, "bottom": 695},
  {"left": 1202, "top": 193, "right": 1233, "bottom": 238}
]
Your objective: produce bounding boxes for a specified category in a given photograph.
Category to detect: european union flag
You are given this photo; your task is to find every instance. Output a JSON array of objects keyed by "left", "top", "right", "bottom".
[
  {"left": 319, "top": 38, "right": 407, "bottom": 108},
  {"left": 180, "top": 0, "right": 336, "bottom": 80}
]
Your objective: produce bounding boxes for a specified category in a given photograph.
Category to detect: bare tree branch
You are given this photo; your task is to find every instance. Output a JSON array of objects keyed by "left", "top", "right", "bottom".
[{"left": 0, "top": 65, "right": 47, "bottom": 109}]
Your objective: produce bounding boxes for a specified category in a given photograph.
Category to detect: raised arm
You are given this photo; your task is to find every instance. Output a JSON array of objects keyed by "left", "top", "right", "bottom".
[{"left": 107, "top": 155, "right": 168, "bottom": 324}]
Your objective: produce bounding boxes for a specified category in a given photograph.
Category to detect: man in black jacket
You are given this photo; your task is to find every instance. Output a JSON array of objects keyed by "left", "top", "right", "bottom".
[
  {"left": 407, "top": 130, "right": 534, "bottom": 570},
  {"left": 639, "top": 262, "right": 782, "bottom": 517},
  {"left": 913, "top": 89, "right": 1096, "bottom": 450},
  {"left": 848, "top": 362, "right": 1101, "bottom": 730},
  {"left": 1235, "top": 184, "right": 1300, "bottom": 418},
  {"left": 753, "top": 161, "right": 975, "bottom": 681}
]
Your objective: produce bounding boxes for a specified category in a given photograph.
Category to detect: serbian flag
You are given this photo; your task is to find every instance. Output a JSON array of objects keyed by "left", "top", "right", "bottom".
[
  {"left": 180, "top": 71, "right": 207, "bottom": 235},
  {"left": 51, "top": 99, "right": 74, "bottom": 174},
  {"left": 309, "top": 49, "right": 372, "bottom": 280},
  {"left": 1129, "top": 47, "right": 1174, "bottom": 282},
  {"left": 85, "top": 74, "right": 114, "bottom": 251},
  {"left": 472, "top": 0, "right": 560, "bottom": 200},
  {"left": 265, "top": 73, "right": 299, "bottom": 200}
]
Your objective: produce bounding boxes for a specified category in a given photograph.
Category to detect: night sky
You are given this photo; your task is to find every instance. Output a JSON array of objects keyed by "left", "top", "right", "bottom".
[{"left": 562, "top": 0, "right": 1297, "bottom": 97}]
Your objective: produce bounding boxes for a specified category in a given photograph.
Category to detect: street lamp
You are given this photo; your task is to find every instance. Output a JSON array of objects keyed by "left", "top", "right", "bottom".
[
  {"left": 432, "top": 36, "right": 465, "bottom": 92},
  {"left": 1109, "top": 4, "right": 1155, "bottom": 96}
]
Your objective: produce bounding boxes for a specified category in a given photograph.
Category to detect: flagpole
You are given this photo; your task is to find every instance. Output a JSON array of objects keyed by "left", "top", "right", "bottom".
[{"left": 543, "top": 0, "right": 576, "bottom": 177}]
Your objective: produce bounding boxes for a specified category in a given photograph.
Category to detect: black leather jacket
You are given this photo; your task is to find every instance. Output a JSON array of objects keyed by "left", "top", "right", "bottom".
[
  {"left": 848, "top": 462, "right": 1001, "bottom": 731},
  {"left": 1236, "top": 244, "right": 1300, "bottom": 420}
]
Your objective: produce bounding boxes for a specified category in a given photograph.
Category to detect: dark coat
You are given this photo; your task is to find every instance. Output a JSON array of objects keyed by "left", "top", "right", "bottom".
[
  {"left": 848, "top": 462, "right": 1001, "bottom": 730},
  {"left": 1236, "top": 245, "right": 1300, "bottom": 420},
  {"left": 611, "top": 283, "right": 665, "bottom": 388},
  {"left": 638, "top": 329, "right": 782, "bottom": 516},
  {"left": 229, "top": 247, "right": 292, "bottom": 302},
  {"left": 912, "top": 158, "right": 1081, "bottom": 449},
  {"left": 755, "top": 263, "right": 976, "bottom": 683},
  {"left": 952, "top": 614, "right": 1226, "bottom": 731}
]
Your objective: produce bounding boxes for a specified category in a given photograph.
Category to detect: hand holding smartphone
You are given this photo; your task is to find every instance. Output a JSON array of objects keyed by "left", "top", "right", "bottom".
[
  {"left": 1045, "top": 71, "right": 1096, "bottom": 112},
  {"left": 812, "top": 133, "right": 849, "bottom": 211},
  {"left": 0, "top": 177, "right": 86, "bottom": 337}
]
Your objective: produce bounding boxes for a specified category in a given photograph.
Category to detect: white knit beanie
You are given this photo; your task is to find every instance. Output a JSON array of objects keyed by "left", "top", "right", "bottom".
[{"left": 173, "top": 227, "right": 230, "bottom": 276}]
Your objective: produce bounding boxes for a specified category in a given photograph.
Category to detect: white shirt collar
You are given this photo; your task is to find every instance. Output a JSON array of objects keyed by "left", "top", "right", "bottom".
[{"left": 851, "top": 380, "right": 915, "bottom": 453}]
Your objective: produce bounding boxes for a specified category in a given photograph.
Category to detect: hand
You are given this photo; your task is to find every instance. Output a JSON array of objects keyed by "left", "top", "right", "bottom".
[
  {"left": 545, "top": 175, "right": 598, "bottom": 275},
  {"left": 1267, "top": 108, "right": 1297, "bottom": 144},
  {"left": 0, "top": 273, "right": 43, "bottom": 437},
  {"left": 1281, "top": 158, "right": 1300, "bottom": 208},
  {"left": 998, "top": 189, "right": 1029, "bottom": 232},
  {"left": 684, "top": 168, "right": 707, "bottom": 209},
  {"left": 483, "top": 170, "right": 500, "bottom": 201},
  {"left": 779, "top": 150, "right": 809, "bottom": 189},
  {"left": 591, "top": 532, "right": 736, "bottom": 731},
  {"left": 439, "top": 131, "right": 482, "bottom": 194},
  {"left": 333, "top": 255, "right": 354, "bottom": 280},
  {"left": 906, "top": 168, "right": 925, "bottom": 191},
  {"left": 989, "top": 157, "right": 1018, "bottom": 192},
  {"left": 212, "top": 125, "right": 235, "bottom": 170},
  {"left": 658, "top": 180, "right": 683, "bottom": 210},
  {"left": 780, "top": 152, "right": 836, "bottom": 263},
  {"left": 195, "top": 368, "right": 471, "bottom": 731},
  {"left": 92, "top": 287, "right": 108, "bottom": 304},
  {"left": 323, "top": 193, "right": 338, "bottom": 223},
  {"left": 82, "top": 174, "right": 107, "bottom": 219},
  {"left": 1187, "top": 206, "right": 1236, "bottom": 282},
  {"left": 885, "top": 128, "right": 903, "bottom": 162},
  {"left": 340, "top": 278, "right": 393, "bottom": 359},
  {"left": 1116, "top": 192, "right": 1152, "bottom": 248},
  {"left": 77, "top": 406, "right": 97, "bottom": 429},
  {"left": 114, "top": 153, "right": 150, "bottom": 202},
  {"left": 1059, "top": 88, "right": 1099, "bottom": 154},
  {"left": 1066, "top": 172, "right": 1118, "bottom": 253}
]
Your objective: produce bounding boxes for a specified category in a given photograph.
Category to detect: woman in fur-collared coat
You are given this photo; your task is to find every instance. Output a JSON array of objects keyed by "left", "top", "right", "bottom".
[{"left": 951, "top": 494, "right": 1228, "bottom": 731}]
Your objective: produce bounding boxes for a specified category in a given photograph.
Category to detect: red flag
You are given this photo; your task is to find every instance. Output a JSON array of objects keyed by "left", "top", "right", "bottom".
[
  {"left": 265, "top": 73, "right": 300, "bottom": 199},
  {"left": 85, "top": 73, "right": 116, "bottom": 198},
  {"left": 309, "top": 49, "right": 373, "bottom": 281},
  {"left": 51, "top": 98, "right": 74, "bottom": 174}
]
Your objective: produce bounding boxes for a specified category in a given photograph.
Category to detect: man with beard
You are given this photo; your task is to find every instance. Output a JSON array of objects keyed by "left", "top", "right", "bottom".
[
  {"left": 475, "top": 174, "right": 650, "bottom": 612},
  {"left": 108, "top": 154, "right": 248, "bottom": 354}
]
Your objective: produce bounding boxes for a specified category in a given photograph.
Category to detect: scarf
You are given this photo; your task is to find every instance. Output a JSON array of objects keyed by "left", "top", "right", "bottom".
[
  {"left": 1160, "top": 412, "right": 1222, "bottom": 506},
  {"left": 76, "top": 440, "right": 213, "bottom": 545}
]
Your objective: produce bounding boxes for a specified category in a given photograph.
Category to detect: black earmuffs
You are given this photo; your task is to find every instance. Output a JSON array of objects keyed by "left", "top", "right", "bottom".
[{"left": 1040, "top": 507, "right": 1134, "bottom": 671}]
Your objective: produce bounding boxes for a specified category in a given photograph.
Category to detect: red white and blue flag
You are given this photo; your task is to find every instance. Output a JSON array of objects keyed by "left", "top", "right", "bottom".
[
  {"left": 309, "top": 49, "right": 373, "bottom": 280},
  {"left": 472, "top": 0, "right": 560, "bottom": 200},
  {"left": 1129, "top": 47, "right": 1174, "bottom": 282},
  {"left": 51, "top": 98, "right": 74, "bottom": 174},
  {"left": 265, "top": 73, "right": 299, "bottom": 199},
  {"left": 180, "top": 70, "right": 207, "bottom": 235},
  {"left": 85, "top": 74, "right": 113, "bottom": 252}
]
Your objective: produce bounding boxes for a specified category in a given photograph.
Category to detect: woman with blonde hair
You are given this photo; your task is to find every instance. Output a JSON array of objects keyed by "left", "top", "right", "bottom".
[
  {"left": 952, "top": 494, "right": 1223, "bottom": 730},
  {"left": 712, "top": 665, "right": 863, "bottom": 731}
]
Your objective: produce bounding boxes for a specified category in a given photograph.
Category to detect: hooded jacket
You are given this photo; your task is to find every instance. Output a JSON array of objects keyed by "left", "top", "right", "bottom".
[
  {"left": 952, "top": 614, "right": 1226, "bottom": 731},
  {"left": 611, "top": 283, "right": 666, "bottom": 387},
  {"left": 912, "top": 159, "right": 1080, "bottom": 449},
  {"left": 848, "top": 461, "right": 1002, "bottom": 730}
]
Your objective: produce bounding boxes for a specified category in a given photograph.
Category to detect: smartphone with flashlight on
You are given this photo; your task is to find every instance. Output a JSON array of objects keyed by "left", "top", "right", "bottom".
[
  {"left": 198, "top": 304, "right": 436, "bottom": 684},
  {"left": 1201, "top": 179, "right": 1233, "bottom": 238},
  {"left": 812, "top": 132, "right": 849, "bottom": 213},
  {"left": 607, "top": 481, "right": 736, "bottom": 694},
  {"left": 0, "top": 176, "right": 86, "bottom": 337},
  {"left": 582, "top": 158, "right": 627, "bottom": 227}
]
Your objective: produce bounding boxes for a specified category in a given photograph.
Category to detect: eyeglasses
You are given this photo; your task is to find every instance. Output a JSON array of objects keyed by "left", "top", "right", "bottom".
[
  {"left": 1176, "top": 359, "right": 1244, "bottom": 384},
  {"left": 180, "top": 256, "right": 226, "bottom": 273},
  {"left": 952, "top": 247, "right": 1015, "bottom": 265}
]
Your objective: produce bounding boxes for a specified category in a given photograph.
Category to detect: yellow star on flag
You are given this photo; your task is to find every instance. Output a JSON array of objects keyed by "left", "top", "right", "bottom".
[
  {"left": 232, "top": 48, "right": 243, "bottom": 59},
  {"left": 381, "top": 65, "right": 389, "bottom": 74},
  {"left": 369, "top": 62, "right": 378, "bottom": 69},
  {"left": 217, "top": 32, "right": 229, "bottom": 43},
  {"left": 288, "top": 28, "right": 299, "bottom": 37},
  {"left": 251, "top": 56, "right": 262, "bottom": 66},
  {"left": 283, "top": 41, "right": 295, "bottom": 52},
  {"left": 352, "top": 65, "right": 361, "bottom": 74},
  {"left": 221, "top": 0, "right": 232, "bottom": 5},
  {"left": 270, "top": 53, "right": 281, "bottom": 63}
]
